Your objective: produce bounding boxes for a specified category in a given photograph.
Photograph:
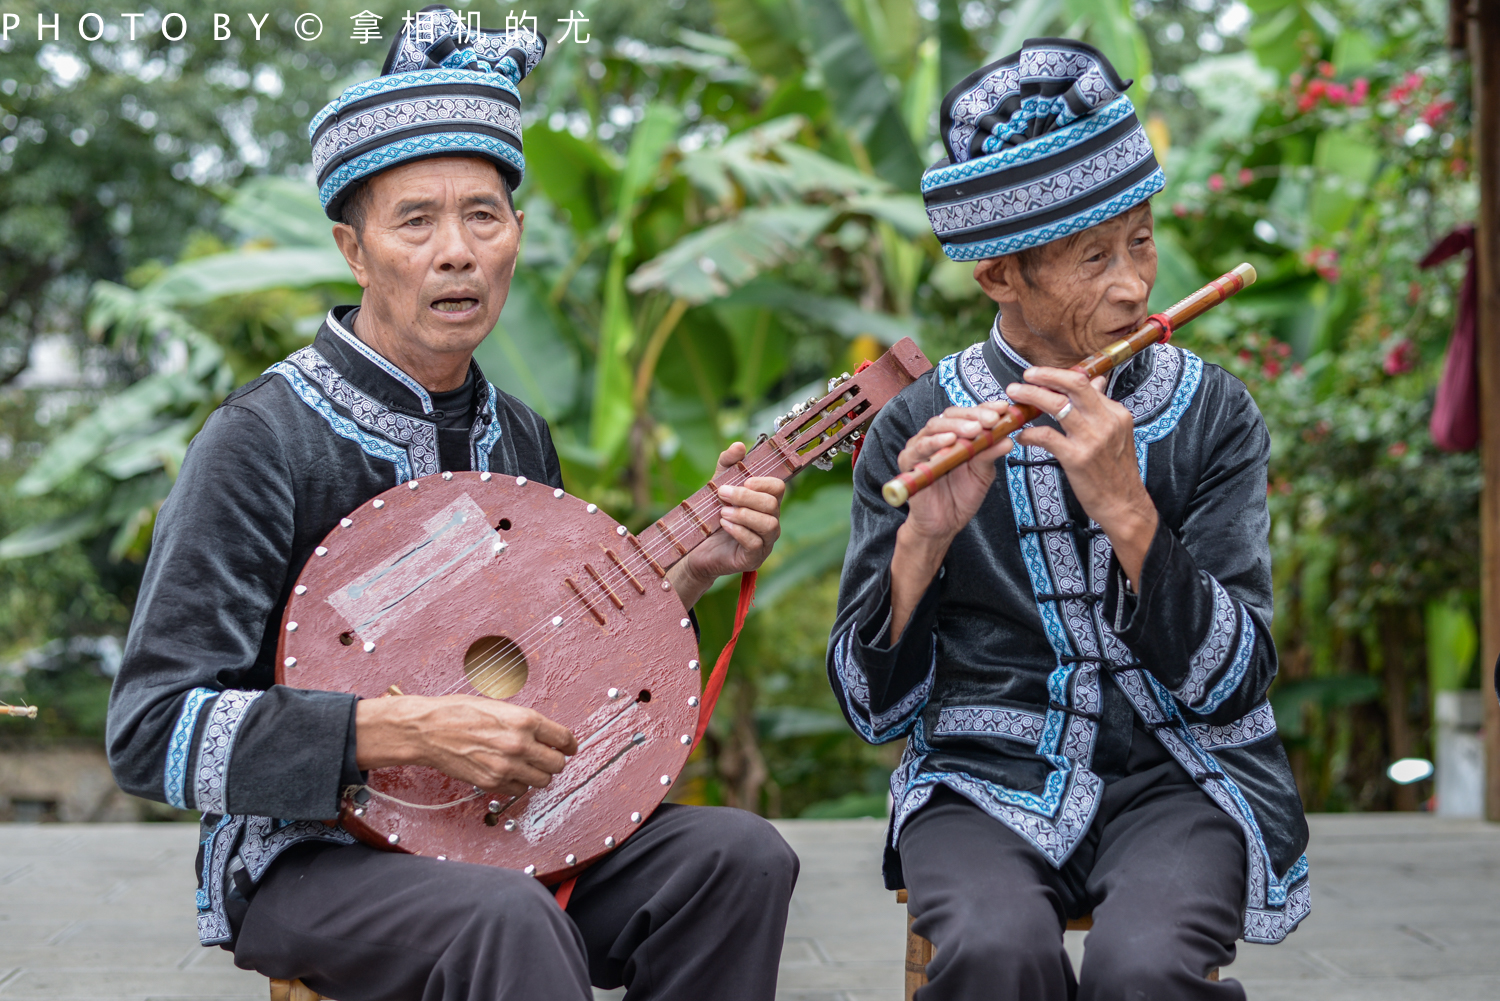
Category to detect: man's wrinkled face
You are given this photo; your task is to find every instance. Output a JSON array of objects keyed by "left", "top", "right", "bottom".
[
  {"left": 977, "top": 203, "right": 1157, "bottom": 356},
  {"left": 333, "top": 156, "right": 522, "bottom": 362}
]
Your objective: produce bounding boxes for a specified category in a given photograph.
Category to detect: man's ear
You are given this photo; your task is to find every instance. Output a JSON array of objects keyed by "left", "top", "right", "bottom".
[
  {"left": 331, "top": 222, "right": 371, "bottom": 289},
  {"left": 974, "top": 256, "right": 1024, "bottom": 307}
]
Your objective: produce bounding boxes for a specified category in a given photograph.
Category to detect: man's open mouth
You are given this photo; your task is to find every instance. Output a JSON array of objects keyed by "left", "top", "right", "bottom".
[{"left": 432, "top": 297, "right": 479, "bottom": 313}]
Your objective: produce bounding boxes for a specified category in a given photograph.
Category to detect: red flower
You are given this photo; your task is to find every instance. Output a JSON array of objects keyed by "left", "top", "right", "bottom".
[
  {"left": 1262, "top": 359, "right": 1283, "bottom": 378},
  {"left": 1408, "top": 281, "right": 1422, "bottom": 305},
  {"left": 1451, "top": 157, "right": 1469, "bottom": 176},
  {"left": 1238, "top": 168, "right": 1255, "bottom": 186},
  {"left": 1351, "top": 78, "right": 1369, "bottom": 104},
  {"left": 1173, "top": 202, "right": 1188, "bottom": 217},
  {"left": 1388, "top": 72, "right": 1424, "bottom": 104},
  {"left": 1383, "top": 339, "right": 1417, "bottom": 375},
  {"left": 1421, "top": 99, "right": 1455, "bottom": 126},
  {"left": 1387, "top": 441, "right": 1409, "bottom": 458},
  {"left": 1317, "top": 61, "right": 1336, "bottom": 78},
  {"left": 1237, "top": 348, "right": 1254, "bottom": 363},
  {"left": 1326, "top": 83, "right": 1349, "bottom": 104},
  {"left": 1208, "top": 173, "right": 1225, "bottom": 192}
]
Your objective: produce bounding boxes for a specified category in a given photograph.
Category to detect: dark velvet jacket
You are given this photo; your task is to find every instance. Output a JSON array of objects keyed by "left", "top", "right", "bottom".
[
  {"left": 829, "top": 321, "right": 1310, "bottom": 944},
  {"left": 105, "top": 307, "right": 564, "bottom": 945}
]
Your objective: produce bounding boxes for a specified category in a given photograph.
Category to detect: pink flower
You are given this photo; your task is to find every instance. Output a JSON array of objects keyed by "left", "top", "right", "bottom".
[
  {"left": 1326, "top": 83, "right": 1349, "bottom": 104},
  {"left": 1388, "top": 441, "right": 1409, "bottom": 458},
  {"left": 1420, "top": 99, "right": 1455, "bottom": 126},
  {"left": 1172, "top": 202, "right": 1188, "bottom": 217},
  {"left": 1351, "top": 78, "right": 1369, "bottom": 104},
  {"left": 1238, "top": 168, "right": 1255, "bottom": 185},
  {"left": 1383, "top": 339, "right": 1417, "bottom": 375},
  {"left": 1317, "top": 61, "right": 1336, "bottom": 78},
  {"left": 1208, "top": 174, "right": 1225, "bottom": 192}
]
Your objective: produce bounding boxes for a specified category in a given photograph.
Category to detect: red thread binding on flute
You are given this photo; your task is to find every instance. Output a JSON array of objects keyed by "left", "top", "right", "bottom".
[{"left": 1146, "top": 313, "right": 1174, "bottom": 344}]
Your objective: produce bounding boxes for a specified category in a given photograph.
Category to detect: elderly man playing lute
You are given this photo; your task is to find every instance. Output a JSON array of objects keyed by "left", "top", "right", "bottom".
[
  {"left": 106, "top": 10, "right": 798, "bottom": 1000},
  {"left": 829, "top": 40, "right": 1309, "bottom": 1000}
]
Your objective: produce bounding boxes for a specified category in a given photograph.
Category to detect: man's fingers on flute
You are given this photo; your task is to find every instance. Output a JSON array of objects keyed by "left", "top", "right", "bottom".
[
  {"left": 971, "top": 435, "right": 1014, "bottom": 465},
  {"left": 1022, "top": 366, "right": 1092, "bottom": 394},
  {"left": 1005, "top": 382, "right": 1071, "bottom": 419}
]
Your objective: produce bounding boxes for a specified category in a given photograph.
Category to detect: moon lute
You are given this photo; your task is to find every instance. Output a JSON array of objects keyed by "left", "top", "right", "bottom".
[{"left": 277, "top": 338, "right": 931, "bottom": 882}]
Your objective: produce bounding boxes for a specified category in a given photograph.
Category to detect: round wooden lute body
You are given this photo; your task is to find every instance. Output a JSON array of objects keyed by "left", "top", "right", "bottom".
[
  {"left": 273, "top": 337, "right": 933, "bottom": 884},
  {"left": 277, "top": 472, "right": 700, "bottom": 883}
]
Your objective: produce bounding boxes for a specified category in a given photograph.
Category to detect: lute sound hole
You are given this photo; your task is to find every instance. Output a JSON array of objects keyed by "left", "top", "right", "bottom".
[{"left": 463, "top": 635, "right": 529, "bottom": 699}]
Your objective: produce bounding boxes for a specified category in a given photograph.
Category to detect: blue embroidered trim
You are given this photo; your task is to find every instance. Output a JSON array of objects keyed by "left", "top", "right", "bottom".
[
  {"left": 941, "top": 170, "right": 1166, "bottom": 262},
  {"left": 471, "top": 382, "right": 504, "bottom": 471},
  {"left": 324, "top": 311, "right": 435, "bottom": 415},
  {"left": 936, "top": 352, "right": 974, "bottom": 408},
  {"left": 271, "top": 361, "right": 414, "bottom": 484},
  {"left": 165, "top": 687, "right": 215, "bottom": 810},
  {"left": 942, "top": 339, "right": 1079, "bottom": 775},
  {"left": 318, "top": 133, "right": 526, "bottom": 211},
  {"left": 923, "top": 96, "right": 1137, "bottom": 192},
  {"left": 194, "top": 690, "right": 262, "bottom": 816},
  {"left": 196, "top": 813, "right": 235, "bottom": 912},
  {"left": 1131, "top": 670, "right": 1304, "bottom": 911},
  {"left": 309, "top": 68, "right": 520, "bottom": 138},
  {"left": 1200, "top": 604, "right": 1256, "bottom": 714},
  {"left": 1134, "top": 349, "right": 1204, "bottom": 480},
  {"left": 831, "top": 625, "right": 930, "bottom": 744}
]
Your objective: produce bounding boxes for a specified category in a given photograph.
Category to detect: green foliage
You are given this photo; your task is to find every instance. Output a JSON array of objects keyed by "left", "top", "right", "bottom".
[
  {"left": 1146, "top": 0, "right": 1474, "bottom": 809},
  {"left": 0, "top": 0, "right": 1476, "bottom": 816}
]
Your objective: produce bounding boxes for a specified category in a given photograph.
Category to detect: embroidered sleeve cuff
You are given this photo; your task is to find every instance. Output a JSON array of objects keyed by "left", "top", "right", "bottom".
[
  {"left": 855, "top": 566, "right": 944, "bottom": 713},
  {"left": 214, "top": 685, "right": 358, "bottom": 820},
  {"left": 1104, "top": 518, "right": 1175, "bottom": 657}
]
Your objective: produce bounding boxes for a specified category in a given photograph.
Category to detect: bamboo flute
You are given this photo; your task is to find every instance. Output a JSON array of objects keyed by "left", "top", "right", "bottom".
[{"left": 881, "top": 263, "right": 1257, "bottom": 508}]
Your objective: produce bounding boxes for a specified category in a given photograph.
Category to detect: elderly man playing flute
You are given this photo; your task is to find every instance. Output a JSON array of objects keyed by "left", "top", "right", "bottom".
[{"left": 828, "top": 40, "right": 1309, "bottom": 1000}]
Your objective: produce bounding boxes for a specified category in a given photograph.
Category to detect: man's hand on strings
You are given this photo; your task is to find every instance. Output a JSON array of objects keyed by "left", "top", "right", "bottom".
[
  {"left": 355, "top": 695, "right": 578, "bottom": 798},
  {"left": 1006, "top": 367, "right": 1158, "bottom": 588},
  {"left": 888, "top": 403, "right": 1013, "bottom": 642},
  {"left": 668, "top": 442, "right": 785, "bottom": 608}
]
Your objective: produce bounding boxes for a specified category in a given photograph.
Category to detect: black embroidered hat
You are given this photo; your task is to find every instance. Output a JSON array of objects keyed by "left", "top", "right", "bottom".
[
  {"left": 922, "top": 38, "right": 1164, "bottom": 261},
  {"left": 308, "top": 4, "right": 546, "bottom": 221}
]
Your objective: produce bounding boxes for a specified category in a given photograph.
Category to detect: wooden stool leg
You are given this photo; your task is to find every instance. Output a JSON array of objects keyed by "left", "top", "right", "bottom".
[
  {"left": 904, "top": 909, "right": 933, "bottom": 1000},
  {"left": 269, "top": 978, "right": 329, "bottom": 1001}
]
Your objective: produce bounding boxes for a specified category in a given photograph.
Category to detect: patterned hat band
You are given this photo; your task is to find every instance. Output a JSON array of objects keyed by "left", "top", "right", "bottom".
[
  {"left": 308, "top": 5, "right": 545, "bottom": 220},
  {"left": 925, "top": 38, "right": 1163, "bottom": 261}
]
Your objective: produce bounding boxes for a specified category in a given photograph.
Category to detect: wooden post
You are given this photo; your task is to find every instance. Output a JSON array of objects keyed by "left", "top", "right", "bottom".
[{"left": 1469, "top": 0, "right": 1500, "bottom": 822}]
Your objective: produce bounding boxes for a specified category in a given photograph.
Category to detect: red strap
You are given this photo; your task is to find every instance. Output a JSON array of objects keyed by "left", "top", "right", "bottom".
[
  {"left": 553, "top": 875, "right": 577, "bottom": 910},
  {"left": 692, "top": 570, "right": 758, "bottom": 750},
  {"left": 1146, "top": 313, "right": 1174, "bottom": 344}
]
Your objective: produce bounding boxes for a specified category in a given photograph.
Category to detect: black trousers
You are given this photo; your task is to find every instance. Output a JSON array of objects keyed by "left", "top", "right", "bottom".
[
  {"left": 899, "top": 750, "right": 1248, "bottom": 1001},
  {"left": 231, "top": 804, "right": 799, "bottom": 1001}
]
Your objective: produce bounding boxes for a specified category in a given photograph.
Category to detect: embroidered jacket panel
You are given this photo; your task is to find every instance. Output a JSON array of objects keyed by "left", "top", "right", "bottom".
[
  {"left": 828, "top": 324, "right": 1310, "bottom": 944},
  {"left": 105, "top": 307, "right": 563, "bottom": 943}
]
